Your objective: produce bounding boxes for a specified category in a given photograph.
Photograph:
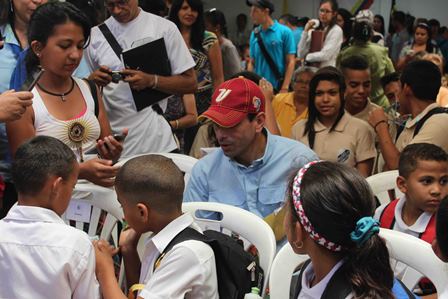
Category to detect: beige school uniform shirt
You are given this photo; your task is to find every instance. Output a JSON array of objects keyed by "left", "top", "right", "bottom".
[
  {"left": 352, "top": 99, "right": 381, "bottom": 123},
  {"left": 395, "top": 103, "right": 448, "bottom": 153},
  {"left": 291, "top": 112, "right": 376, "bottom": 168}
]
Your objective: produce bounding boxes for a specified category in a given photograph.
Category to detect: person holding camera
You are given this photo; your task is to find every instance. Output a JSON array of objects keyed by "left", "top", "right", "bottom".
[
  {"left": 6, "top": 2, "right": 125, "bottom": 189},
  {"left": 86, "top": 0, "right": 197, "bottom": 157}
]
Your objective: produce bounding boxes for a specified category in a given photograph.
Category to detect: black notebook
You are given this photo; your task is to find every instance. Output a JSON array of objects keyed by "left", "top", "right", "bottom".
[{"left": 122, "top": 37, "right": 172, "bottom": 111}]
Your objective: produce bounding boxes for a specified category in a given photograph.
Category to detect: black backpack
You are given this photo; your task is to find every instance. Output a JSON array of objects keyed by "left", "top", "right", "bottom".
[{"left": 155, "top": 227, "right": 264, "bottom": 299}]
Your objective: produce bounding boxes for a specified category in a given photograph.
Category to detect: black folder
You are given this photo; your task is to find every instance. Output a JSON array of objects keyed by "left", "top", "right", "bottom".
[{"left": 122, "top": 37, "right": 172, "bottom": 111}]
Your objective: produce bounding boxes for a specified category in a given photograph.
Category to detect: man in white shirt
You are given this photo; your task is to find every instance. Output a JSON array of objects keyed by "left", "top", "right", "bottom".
[
  {"left": 85, "top": 0, "right": 197, "bottom": 157},
  {"left": 0, "top": 136, "right": 99, "bottom": 299},
  {"left": 94, "top": 154, "right": 218, "bottom": 299}
]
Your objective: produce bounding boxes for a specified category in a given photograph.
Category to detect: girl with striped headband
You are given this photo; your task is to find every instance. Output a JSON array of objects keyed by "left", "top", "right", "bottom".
[{"left": 285, "top": 161, "right": 417, "bottom": 299}]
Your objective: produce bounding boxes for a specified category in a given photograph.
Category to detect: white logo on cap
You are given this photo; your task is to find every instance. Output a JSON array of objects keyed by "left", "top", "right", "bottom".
[
  {"left": 215, "top": 89, "right": 232, "bottom": 102},
  {"left": 253, "top": 97, "right": 261, "bottom": 112}
]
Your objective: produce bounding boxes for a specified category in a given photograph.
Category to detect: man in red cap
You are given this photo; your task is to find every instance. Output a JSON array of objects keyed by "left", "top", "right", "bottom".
[{"left": 184, "top": 77, "right": 317, "bottom": 224}]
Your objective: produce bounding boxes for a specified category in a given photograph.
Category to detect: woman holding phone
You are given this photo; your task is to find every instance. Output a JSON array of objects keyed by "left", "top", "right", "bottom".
[{"left": 7, "top": 2, "right": 126, "bottom": 187}]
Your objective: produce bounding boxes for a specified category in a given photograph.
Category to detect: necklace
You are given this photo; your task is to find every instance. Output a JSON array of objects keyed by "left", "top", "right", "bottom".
[{"left": 37, "top": 77, "right": 75, "bottom": 102}]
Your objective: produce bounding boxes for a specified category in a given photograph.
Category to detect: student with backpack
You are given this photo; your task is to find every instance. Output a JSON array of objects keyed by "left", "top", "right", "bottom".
[
  {"left": 375, "top": 143, "right": 448, "bottom": 296},
  {"left": 284, "top": 160, "right": 417, "bottom": 298},
  {"left": 94, "top": 154, "right": 218, "bottom": 298},
  {"left": 369, "top": 59, "right": 448, "bottom": 170}
]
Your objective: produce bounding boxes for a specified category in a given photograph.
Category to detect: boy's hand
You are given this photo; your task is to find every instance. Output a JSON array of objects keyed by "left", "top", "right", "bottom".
[
  {"left": 119, "top": 228, "right": 141, "bottom": 254},
  {"left": 80, "top": 158, "right": 119, "bottom": 187},
  {"left": 93, "top": 240, "right": 119, "bottom": 277}
]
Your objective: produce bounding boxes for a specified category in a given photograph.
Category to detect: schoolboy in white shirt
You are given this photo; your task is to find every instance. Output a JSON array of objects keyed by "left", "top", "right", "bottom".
[
  {"left": 374, "top": 143, "right": 448, "bottom": 239},
  {"left": 94, "top": 154, "right": 218, "bottom": 299},
  {"left": 374, "top": 142, "right": 448, "bottom": 296},
  {"left": 0, "top": 136, "right": 99, "bottom": 299}
]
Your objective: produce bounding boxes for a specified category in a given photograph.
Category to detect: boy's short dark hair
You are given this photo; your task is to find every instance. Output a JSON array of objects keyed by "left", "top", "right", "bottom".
[
  {"left": 436, "top": 196, "right": 448, "bottom": 258},
  {"left": 381, "top": 72, "right": 400, "bottom": 89},
  {"left": 401, "top": 60, "right": 441, "bottom": 101},
  {"left": 11, "top": 136, "right": 77, "bottom": 196},
  {"left": 340, "top": 55, "right": 369, "bottom": 73},
  {"left": 398, "top": 143, "right": 448, "bottom": 178},
  {"left": 115, "top": 155, "right": 184, "bottom": 214}
]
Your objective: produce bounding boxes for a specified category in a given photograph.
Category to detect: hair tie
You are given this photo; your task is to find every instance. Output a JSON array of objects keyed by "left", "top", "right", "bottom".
[
  {"left": 292, "top": 160, "right": 344, "bottom": 252},
  {"left": 350, "top": 216, "right": 380, "bottom": 247}
]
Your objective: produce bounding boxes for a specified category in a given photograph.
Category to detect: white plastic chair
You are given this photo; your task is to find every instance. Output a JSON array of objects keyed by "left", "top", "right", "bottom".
[
  {"left": 366, "top": 170, "right": 403, "bottom": 205},
  {"left": 379, "top": 228, "right": 448, "bottom": 294},
  {"left": 63, "top": 182, "right": 123, "bottom": 241},
  {"left": 181, "top": 202, "right": 277, "bottom": 296},
  {"left": 115, "top": 153, "right": 198, "bottom": 187},
  {"left": 269, "top": 243, "right": 309, "bottom": 299}
]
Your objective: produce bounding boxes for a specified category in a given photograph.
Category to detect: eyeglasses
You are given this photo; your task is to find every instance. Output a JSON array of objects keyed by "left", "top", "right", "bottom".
[
  {"left": 105, "top": 0, "right": 129, "bottom": 9},
  {"left": 319, "top": 9, "right": 333, "bottom": 14}
]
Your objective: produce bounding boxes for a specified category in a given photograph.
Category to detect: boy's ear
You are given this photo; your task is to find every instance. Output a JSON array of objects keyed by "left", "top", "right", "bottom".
[
  {"left": 50, "top": 176, "right": 64, "bottom": 200},
  {"left": 396, "top": 175, "right": 408, "bottom": 194},
  {"left": 136, "top": 203, "right": 150, "bottom": 222}
]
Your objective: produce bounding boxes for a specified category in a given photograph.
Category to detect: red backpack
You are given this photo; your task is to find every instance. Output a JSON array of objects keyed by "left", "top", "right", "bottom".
[
  {"left": 379, "top": 199, "right": 436, "bottom": 294},
  {"left": 379, "top": 199, "right": 436, "bottom": 244}
]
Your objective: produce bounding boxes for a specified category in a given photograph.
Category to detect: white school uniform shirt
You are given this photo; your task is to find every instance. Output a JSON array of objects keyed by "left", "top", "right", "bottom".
[
  {"left": 85, "top": 9, "right": 196, "bottom": 157},
  {"left": 374, "top": 195, "right": 433, "bottom": 278},
  {"left": 298, "top": 259, "right": 346, "bottom": 299},
  {"left": 0, "top": 205, "right": 99, "bottom": 299},
  {"left": 138, "top": 213, "right": 219, "bottom": 299}
]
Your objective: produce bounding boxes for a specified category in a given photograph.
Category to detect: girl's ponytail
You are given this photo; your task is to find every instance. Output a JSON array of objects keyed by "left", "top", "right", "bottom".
[{"left": 345, "top": 234, "right": 394, "bottom": 299}]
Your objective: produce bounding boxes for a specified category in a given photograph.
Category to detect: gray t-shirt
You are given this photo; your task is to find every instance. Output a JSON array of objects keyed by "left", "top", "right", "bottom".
[{"left": 221, "top": 37, "right": 242, "bottom": 80}]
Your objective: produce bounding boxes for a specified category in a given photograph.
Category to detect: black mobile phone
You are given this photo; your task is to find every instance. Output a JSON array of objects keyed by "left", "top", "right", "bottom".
[
  {"left": 27, "top": 69, "right": 45, "bottom": 91},
  {"left": 113, "top": 133, "right": 126, "bottom": 142}
]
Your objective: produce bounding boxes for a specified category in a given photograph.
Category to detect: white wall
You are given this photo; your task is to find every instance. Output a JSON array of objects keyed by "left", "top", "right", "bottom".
[{"left": 205, "top": 0, "right": 448, "bottom": 39}]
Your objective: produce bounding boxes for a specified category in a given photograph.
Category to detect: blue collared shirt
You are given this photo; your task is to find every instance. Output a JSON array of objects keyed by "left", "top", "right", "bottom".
[
  {"left": 0, "top": 23, "right": 22, "bottom": 93},
  {"left": 249, "top": 20, "right": 296, "bottom": 89},
  {"left": 184, "top": 130, "right": 317, "bottom": 218},
  {"left": 0, "top": 23, "right": 23, "bottom": 180}
]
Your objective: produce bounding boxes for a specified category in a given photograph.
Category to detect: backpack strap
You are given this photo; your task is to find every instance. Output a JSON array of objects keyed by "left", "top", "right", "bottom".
[
  {"left": 153, "top": 227, "right": 206, "bottom": 272},
  {"left": 379, "top": 199, "right": 399, "bottom": 229},
  {"left": 413, "top": 107, "right": 448, "bottom": 138},
  {"left": 396, "top": 279, "right": 416, "bottom": 299},
  {"left": 321, "top": 264, "right": 352, "bottom": 299},
  {"left": 98, "top": 23, "right": 123, "bottom": 59},
  {"left": 82, "top": 78, "right": 99, "bottom": 118},
  {"left": 254, "top": 27, "right": 284, "bottom": 90},
  {"left": 293, "top": 260, "right": 352, "bottom": 299},
  {"left": 292, "top": 259, "right": 311, "bottom": 299},
  {"left": 419, "top": 214, "right": 436, "bottom": 244}
]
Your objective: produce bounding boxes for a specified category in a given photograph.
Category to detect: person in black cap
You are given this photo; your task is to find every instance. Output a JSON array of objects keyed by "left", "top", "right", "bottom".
[{"left": 246, "top": 0, "right": 296, "bottom": 94}]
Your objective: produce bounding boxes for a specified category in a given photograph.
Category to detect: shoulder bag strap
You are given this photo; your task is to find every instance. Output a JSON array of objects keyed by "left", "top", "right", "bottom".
[
  {"left": 98, "top": 23, "right": 123, "bottom": 59},
  {"left": 82, "top": 78, "right": 99, "bottom": 117},
  {"left": 254, "top": 28, "right": 283, "bottom": 86},
  {"left": 153, "top": 227, "right": 206, "bottom": 272},
  {"left": 413, "top": 107, "right": 448, "bottom": 138},
  {"left": 379, "top": 199, "right": 399, "bottom": 229},
  {"left": 292, "top": 259, "right": 312, "bottom": 298}
]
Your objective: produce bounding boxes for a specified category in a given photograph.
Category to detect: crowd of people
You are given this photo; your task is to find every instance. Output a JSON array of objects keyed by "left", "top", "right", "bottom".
[{"left": 0, "top": 0, "right": 448, "bottom": 298}]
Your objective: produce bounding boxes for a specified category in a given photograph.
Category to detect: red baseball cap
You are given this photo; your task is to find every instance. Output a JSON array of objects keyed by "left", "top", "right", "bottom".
[{"left": 199, "top": 77, "right": 265, "bottom": 128}]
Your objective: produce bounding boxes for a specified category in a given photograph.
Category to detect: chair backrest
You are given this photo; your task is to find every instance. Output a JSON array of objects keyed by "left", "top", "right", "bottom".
[
  {"left": 379, "top": 228, "right": 448, "bottom": 293},
  {"left": 366, "top": 170, "right": 403, "bottom": 205},
  {"left": 115, "top": 153, "right": 198, "bottom": 187},
  {"left": 269, "top": 243, "right": 309, "bottom": 299},
  {"left": 181, "top": 202, "right": 277, "bottom": 296},
  {"left": 63, "top": 182, "right": 123, "bottom": 242}
]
